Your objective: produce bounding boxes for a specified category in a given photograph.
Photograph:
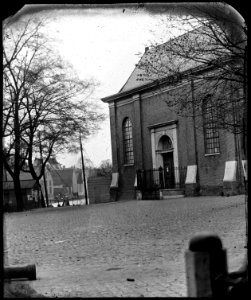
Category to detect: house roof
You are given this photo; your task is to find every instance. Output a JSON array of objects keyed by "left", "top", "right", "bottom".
[
  {"left": 3, "top": 180, "right": 37, "bottom": 190},
  {"left": 3, "top": 170, "right": 37, "bottom": 190},
  {"left": 48, "top": 157, "right": 61, "bottom": 165},
  {"left": 5, "top": 171, "right": 33, "bottom": 181},
  {"left": 50, "top": 168, "right": 75, "bottom": 187}
]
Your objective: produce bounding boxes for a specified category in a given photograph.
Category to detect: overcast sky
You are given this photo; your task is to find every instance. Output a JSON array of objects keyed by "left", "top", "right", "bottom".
[{"left": 9, "top": 4, "right": 180, "bottom": 168}]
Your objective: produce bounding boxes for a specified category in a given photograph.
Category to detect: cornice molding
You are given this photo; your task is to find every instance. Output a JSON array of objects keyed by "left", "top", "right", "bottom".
[
  {"left": 101, "top": 61, "right": 223, "bottom": 103},
  {"left": 148, "top": 120, "right": 178, "bottom": 130}
]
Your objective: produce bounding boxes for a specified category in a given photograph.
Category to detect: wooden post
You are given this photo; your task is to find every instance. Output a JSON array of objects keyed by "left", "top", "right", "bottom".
[
  {"left": 38, "top": 131, "right": 49, "bottom": 207},
  {"left": 185, "top": 232, "right": 228, "bottom": 297},
  {"left": 4, "top": 264, "right": 36, "bottom": 280},
  {"left": 79, "top": 133, "right": 88, "bottom": 205}
]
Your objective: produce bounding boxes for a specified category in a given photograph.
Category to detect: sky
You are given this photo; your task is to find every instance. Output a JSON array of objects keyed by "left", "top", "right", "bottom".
[{"left": 7, "top": 4, "right": 180, "bottom": 168}]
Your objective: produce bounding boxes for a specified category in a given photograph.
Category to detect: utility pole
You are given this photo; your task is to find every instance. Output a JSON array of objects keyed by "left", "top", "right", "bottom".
[
  {"left": 79, "top": 133, "right": 88, "bottom": 205},
  {"left": 243, "top": 45, "right": 248, "bottom": 255},
  {"left": 38, "top": 132, "right": 49, "bottom": 207}
]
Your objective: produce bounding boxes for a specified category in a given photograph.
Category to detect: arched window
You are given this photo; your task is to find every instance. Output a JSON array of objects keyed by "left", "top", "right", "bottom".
[
  {"left": 122, "top": 118, "right": 134, "bottom": 164},
  {"left": 203, "top": 96, "right": 220, "bottom": 154}
]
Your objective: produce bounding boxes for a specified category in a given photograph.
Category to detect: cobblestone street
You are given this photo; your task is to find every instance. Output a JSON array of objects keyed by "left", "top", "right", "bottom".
[{"left": 4, "top": 195, "right": 246, "bottom": 297}]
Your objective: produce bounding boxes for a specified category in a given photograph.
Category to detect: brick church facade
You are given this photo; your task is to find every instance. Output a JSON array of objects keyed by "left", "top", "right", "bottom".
[{"left": 101, "top": 30, "right": 246, "bottom": 201}]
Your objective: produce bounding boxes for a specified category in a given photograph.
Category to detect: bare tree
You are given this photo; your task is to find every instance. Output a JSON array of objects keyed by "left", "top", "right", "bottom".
[
  {"left": 136, "top": 3, "right": 248, "bottom": 277},
  {"left": 3, "top": 17, "right": 105, "bottom": 211},
  {"left": 97, "top": 159, "right": 112, "bottom": 176},
  {"left": 136, "top": 3, "right": 247, "bottom": 137}
]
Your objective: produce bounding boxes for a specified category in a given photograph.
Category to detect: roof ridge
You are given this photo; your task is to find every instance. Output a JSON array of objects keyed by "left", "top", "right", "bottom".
[{"left": 150, "top": 23, "right": 207, "bottom": 50}]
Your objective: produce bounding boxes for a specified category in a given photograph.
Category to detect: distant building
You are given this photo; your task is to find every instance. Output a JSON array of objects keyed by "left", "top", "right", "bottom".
[
  {"left": 33, "top": 157, "right": 63, "bottom": 170},
  {"left": 2, "top": 156, "right": 95, "bottom": 210},
  {"left": 50, "top": 168, "right": 78, "bottom": 198},
  {"left": 3, "top": 170, "right": 42, "bottom": 212},
  {"left": 38, "top": 158, "right": 96, "bottom": 203}
]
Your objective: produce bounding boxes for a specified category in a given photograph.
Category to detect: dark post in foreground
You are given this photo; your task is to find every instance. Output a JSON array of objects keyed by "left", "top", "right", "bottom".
[
  {"left": 185, "top": 232, "right": 228, "bottom": 297},
  {"left": 4, "top": 264, "right": 37, "bottom": 280}
]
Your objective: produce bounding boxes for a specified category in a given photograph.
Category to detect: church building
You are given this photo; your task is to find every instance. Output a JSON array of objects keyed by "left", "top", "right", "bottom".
[{"left": 101, "top": 27, "right": 246, "bottom": 201}]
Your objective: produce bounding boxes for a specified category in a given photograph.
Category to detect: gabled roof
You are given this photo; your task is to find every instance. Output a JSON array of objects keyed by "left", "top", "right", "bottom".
[
  {"left": 120, "top": 25, "right": 223, "bottom": 93},
  {"left": 50, "top": 168, "right": 75, "bottom": 187},
  {"left": 3, "top": 180, "right": 37, "bottom": 190},
  {"left": 5, "top": 171, "right": 33, "bottom": 182},
  {"left": 3, "top": 170, "right": 36, "bottom": 190},
  {"left": 118, "top": 48, "right": 153, "bottom": 93},
  {"left": 48, "top": 157, "right": 61, "bottom": 165},
  {"left": 34, "top": 157, "right": 62, "bottom": 171},
  {"left": 102, "top": 24, "right": 228, "bottom": 102}
]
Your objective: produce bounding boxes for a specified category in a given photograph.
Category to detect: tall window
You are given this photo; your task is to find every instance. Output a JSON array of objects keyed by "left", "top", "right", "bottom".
[
  {"left": 122, "top": 118, "right": 134, "bottom": 164},
  {"left": 203, "top": 96, "right": 220, "bottom": 154}
]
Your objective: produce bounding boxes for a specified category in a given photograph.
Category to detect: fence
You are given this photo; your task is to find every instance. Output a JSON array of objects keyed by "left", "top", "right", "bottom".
[{"left": 136, "top": 166, "right": 187, "bottom": 192}]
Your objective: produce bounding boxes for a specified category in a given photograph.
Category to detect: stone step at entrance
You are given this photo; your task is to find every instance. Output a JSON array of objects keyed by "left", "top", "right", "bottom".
[{"left": 160, "top": 189, "right": 185, "bottom": 200}]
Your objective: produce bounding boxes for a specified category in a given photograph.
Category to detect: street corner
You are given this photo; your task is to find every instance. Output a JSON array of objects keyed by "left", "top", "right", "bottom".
[{"left": 4, "top": 281, "right": 47, "bottom": 298}]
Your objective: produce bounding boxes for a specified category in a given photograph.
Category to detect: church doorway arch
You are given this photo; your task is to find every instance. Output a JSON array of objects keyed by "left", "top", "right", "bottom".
[
  {"left": 158, "top": 135, "right": 175, "bottom": 189},
  {"left": 150, "top": 121, "right": 180, "bottom": 188}
]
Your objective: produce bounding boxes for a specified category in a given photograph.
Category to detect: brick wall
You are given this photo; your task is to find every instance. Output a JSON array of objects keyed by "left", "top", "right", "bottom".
[
  {"left": 118, "top": 166, "right": 136, "bottom": 200},
  {"left": 108, "top": 79, "right": 242, "bottom": 199},
  {"left": 114, "top": 99, "right": 138, "bottom": 200},
  {"left": 140, "top": 90, "right": 194, "bottom": 170},
  {"left": 87, "top": 176, "right": 113, "bottom": 204}
]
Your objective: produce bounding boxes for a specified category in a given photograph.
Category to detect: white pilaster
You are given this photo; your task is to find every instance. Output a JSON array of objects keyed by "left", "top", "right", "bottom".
[
  {"left": 151, "top": 129, "right": 156, "bottom": 169},
  {"left": 185, "top": 165, "right": 197, "bottom": 184},
  {"left": 223, "top": 161, "right": 237, "bottom": 182}
]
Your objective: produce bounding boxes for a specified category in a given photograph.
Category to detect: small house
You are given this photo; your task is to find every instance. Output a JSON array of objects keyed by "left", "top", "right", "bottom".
[{"left": 3, "top": 170, "right": 42, "bottom": 211}]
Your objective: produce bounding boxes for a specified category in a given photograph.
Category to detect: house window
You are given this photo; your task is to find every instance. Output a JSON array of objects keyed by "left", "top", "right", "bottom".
[
  {"left": 203, "top": 96, "right": 220, "bottom": 154},
  {"left": 122, "top": 117, "right": 134, "bottom": 164}
]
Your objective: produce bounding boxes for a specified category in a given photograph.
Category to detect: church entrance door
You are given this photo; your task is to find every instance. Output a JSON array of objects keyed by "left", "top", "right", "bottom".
[{"left": 162, "top": 152, "right": 175, "bottom": 189}]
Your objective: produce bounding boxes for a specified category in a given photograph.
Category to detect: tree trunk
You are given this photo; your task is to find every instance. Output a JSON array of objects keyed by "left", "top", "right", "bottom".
[
  {"left": 42, "top": 172, "right": 49, "bottom": 207},
  {"left": 13, "top": 175, "right": 24, "bottom": 212},
  {"left": 37, "top": 181, "right": 46, "bottom": 208},
  {"left": 41, "top": 193, "right": 46, "bottom": 208},
  {"left": 13, "top": 93, "right": 23, "bottom": 212}
]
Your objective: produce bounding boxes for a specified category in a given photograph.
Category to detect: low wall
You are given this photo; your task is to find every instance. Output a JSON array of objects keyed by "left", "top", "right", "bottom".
[{"left": 87, "top": 176, "right": 112, "bottom": 204}]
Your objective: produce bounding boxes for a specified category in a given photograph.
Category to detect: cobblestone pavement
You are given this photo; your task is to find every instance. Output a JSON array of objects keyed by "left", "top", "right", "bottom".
[{"left": 4, "top": 195, "right": 246, "bottom": 297}]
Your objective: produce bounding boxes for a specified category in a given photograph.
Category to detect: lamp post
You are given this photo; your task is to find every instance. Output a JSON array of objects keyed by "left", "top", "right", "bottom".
[{"left": 79, "top": 133, "right": 88, "bottom": 205}]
